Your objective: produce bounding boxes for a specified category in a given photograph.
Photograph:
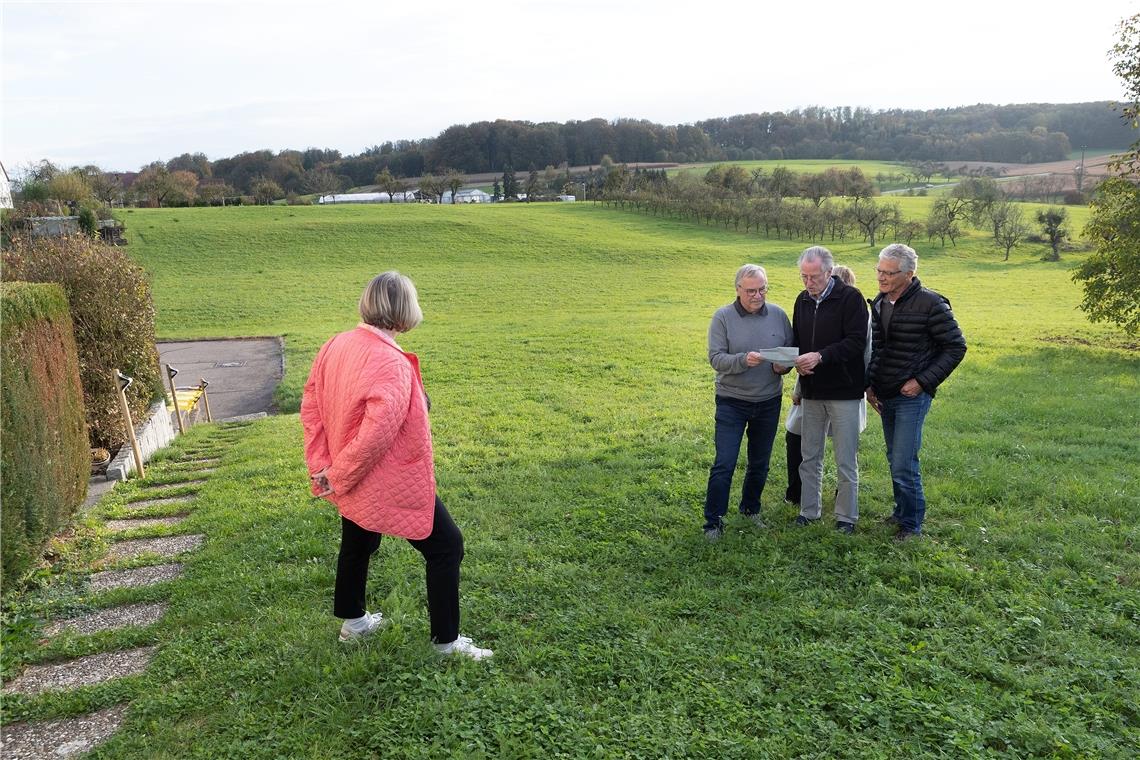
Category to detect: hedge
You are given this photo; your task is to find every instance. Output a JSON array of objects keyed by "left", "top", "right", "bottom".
[
  {"left": 2, "top": 234, "right": 162, "bottom": 450},
  {"left": 1, "top": 282, "right": 89, "bottom": 585}
]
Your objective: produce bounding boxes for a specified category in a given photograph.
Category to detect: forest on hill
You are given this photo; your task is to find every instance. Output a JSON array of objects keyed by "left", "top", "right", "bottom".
[{"left": 190, "top": 102, "right": 1131, "bottom": 195}]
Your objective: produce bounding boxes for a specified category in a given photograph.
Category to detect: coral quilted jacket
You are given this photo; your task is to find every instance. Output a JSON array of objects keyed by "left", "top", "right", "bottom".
[{"left": 300, "top": 325, "right": 435, "bottom": 539}]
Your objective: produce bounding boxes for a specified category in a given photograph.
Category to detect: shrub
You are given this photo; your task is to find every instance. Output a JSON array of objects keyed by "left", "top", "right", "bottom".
[
  {"left": 77, "top": 206, "right": 98, "bottom": 236},
  {"left": 1, "top": 282, "right": 88, "bottom": 585},
  {"left": 2, "top": 235, "right": 162, "bottom": 449}
]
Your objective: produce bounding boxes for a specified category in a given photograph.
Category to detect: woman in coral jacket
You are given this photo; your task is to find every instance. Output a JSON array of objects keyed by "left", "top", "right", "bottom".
[{"left": 301, "top": 271, "right": 492, "bottom": 660}]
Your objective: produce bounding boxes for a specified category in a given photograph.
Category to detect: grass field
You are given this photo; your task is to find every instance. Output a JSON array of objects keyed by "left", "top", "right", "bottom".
[{"left": 3, "top": 203, "right": 1137, "bottom": 757}]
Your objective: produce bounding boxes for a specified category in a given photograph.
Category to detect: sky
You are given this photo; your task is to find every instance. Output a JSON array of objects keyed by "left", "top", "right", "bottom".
[{"left": 1, "top": 0, "right": 1134, "bottom": 172}]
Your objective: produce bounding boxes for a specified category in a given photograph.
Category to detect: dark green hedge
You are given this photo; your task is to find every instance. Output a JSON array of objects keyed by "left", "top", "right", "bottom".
[
  {"left": 1, "top": 282, "right": 89, "bottom": 585},
  {"left": 2, "top": 234, "right": 162, "bottom": 449}
]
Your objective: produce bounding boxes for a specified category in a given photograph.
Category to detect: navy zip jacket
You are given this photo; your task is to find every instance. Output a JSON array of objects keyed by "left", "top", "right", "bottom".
[
  {"left": 867, "top": 277, "right": 966, "bottom": 399},
  {"left": 792, "top": 276, "right": 868, "bottom": 400}
]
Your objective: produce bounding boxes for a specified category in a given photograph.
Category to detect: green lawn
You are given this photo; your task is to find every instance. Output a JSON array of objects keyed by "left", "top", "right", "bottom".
[{"left": 3, "top": 203, "right": 1137, "bottom": 757}]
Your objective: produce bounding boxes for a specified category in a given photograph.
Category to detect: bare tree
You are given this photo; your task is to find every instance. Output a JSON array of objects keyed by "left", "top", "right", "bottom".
[{"left": 991, "top": 202, "right": 1028, "bottom": 260}]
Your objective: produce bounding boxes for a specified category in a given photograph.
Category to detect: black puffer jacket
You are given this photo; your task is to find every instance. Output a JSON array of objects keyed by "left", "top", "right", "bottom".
[{"left": 868, "top": 277, "right": 966, "bottom": 399}]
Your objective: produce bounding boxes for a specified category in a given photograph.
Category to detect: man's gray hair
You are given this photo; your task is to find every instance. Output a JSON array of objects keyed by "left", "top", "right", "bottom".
[
  {"left": 879, "top": 243, "right": 918, "bottom": 273},
  {"left": 735, "top": 264, "right": 767, "bottom": 287},
  {"left": 798, "top": 246, "right": 834, "bottom": 270}
]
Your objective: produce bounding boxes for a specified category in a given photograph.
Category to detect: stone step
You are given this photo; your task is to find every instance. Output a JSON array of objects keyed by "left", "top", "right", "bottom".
[
  {"left": 44, "top": 602, "right": 168, "bottom": 637},
  {"left": 104, "top": 534, "right": 204, "bottom": 561},
  {"left": 87, "top": 563, "right": 183, "bottom": 592},
  {"left": 2, "top": 647, "right": 155, "bottom": 696},
  {"left": 140, "top": 478, "right": 209, "bottom": 491},
  {"left": 104, "top": 515, "right": 188, "bottom": 532},
  {"left": 0, "top": 703, "right": 127, "bottom": 759},
  {"left": 122, "top": 495, "right": 196, "bottom": 512}
]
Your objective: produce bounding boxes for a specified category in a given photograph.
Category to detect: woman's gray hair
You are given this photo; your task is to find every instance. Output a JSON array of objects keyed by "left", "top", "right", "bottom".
[
  {"left": 735, "top": 264, "right": 767, "bottom": 287},
  {"left": 359, "top": 271, "right": 423, "bottom": 332},
  {"left": 879, "top": 243, "right": 918, "bottom": 274},
  {"left": 798, "top": 246, "right": 834, "bottom": 270}
]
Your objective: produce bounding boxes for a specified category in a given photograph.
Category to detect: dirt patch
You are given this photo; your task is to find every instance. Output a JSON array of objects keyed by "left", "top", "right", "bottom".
[{"left": 1038, "top": 334, "right": 1140, "bottom": 352}]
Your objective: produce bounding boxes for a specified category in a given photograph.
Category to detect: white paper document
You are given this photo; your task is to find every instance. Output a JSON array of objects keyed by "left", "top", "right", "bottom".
[{"left": 754, "top": 346, "right": 800, "bottom": 365}]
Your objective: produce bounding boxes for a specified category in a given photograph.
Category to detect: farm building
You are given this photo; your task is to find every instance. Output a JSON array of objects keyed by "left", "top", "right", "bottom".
[
  {"left": 318, "top": 191, "right": 418, "bottom": 204},
  {"left": 440, "top": 189, "right": 493, "bottom": 204}
]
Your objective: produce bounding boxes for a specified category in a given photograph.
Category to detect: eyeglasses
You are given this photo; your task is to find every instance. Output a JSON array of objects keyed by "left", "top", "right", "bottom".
[
  {"left": 800, "top": 272, "right": 829, "bottom": 283},
  {"left": 740, "top": 287, "right": 768, "bottom": 296},
  {"left": 875, "top": 268, "right": 904, "bottom": 277}
]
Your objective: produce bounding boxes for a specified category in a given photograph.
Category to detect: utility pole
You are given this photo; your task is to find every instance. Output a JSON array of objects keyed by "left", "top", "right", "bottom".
[{"left": 1077, "top": 145, "right": 1087, "bottom": 194}]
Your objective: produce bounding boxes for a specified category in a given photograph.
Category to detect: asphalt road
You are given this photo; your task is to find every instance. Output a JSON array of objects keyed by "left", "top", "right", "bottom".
[{"left": 156, "top": 337, "right": 283, "bottom": 421}]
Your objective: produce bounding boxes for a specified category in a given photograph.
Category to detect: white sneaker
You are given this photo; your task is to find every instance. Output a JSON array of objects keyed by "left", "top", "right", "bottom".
[
  {"left": 434, "top": 634, "right": 493, "bottom": 661},
  {"left": 338, "top": 611, "right": 385, "bottom": 642}
]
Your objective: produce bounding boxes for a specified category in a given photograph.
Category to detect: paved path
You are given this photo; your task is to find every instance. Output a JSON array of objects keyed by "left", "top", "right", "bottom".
[{"left": 157, "top": 337, "right": 283, "bottom": 420}]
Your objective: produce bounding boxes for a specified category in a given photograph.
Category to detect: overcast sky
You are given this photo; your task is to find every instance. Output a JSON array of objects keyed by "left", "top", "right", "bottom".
[{"left": 2, "top": 0, "right": 1133, "bottom": 172}]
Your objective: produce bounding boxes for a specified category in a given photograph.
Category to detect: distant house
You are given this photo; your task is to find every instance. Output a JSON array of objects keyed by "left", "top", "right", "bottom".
[
  {"left": 317, "top": 191, "right": 418, "bottom": 204},
  {"left": 440, "top": 188, "right": 492, "bottom": 204},
  {"left": 0, "top": 161, "right": 12, "bottom": 209}
]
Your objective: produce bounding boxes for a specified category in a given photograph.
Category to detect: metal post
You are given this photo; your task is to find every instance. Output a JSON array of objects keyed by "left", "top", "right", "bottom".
[
  {"left": 113, "top": 369, "right": 145, "bottom": 479},
  {"left": 199, "top": 378, "right": 213, "bottom": 422},
  {"left": 1078, "top": 145, "right": 1087, "bottom": 193},
  {"left": 166, "top": 364, "right": 185, "bottom": 434}
]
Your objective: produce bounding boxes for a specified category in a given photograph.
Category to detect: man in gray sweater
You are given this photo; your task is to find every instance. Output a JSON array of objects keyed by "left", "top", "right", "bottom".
[{"left": 704, "top": 264, "right": 795, "bottom": 541}]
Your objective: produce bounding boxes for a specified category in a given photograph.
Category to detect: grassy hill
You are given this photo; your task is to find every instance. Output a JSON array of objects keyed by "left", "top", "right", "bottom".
[{"left": 6, "top": 202, "right": 1135, "bottom": 757}]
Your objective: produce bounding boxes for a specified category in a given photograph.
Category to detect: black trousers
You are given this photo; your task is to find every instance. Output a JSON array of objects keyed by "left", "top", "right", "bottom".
[
  {"left": 785, "top": 431, "right": 803, "bottom": 504},
  {"left": 333, "top": 495, "right": 464, "bottom": 644}
]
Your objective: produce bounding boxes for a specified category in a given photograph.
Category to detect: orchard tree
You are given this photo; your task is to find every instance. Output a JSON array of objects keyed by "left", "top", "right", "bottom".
[
  {"left": 373, "top": 168, "right": 405, "bottom": 201},
  {"left": 444, "top": 169, "right": 464, "bottom": 203},
  {"left": 1036, "top": 207, "right": 1068, "bottom": 261},
  {"left": 1109, "top": 12, "right": 1139, "bottom": 175},
  {"left": 849, "top": 197, "right": 897, "bottom": 246},
  {"left": 501, "top": 166, "right": 518, "bottom": 199},
  {"left": 1074, "top": 178, "right": 1140, "bottom": 334},
  {"left": 525, "top": 167, "right": 539, "bottom": 201},
  {"left": 197, "top": 183, "right": 236, "bottom": 206},
  {"left": 46, "top": 171, "right": 93, "bottom": 204},
  {"left": 420, "top": 174, "right": 445, "bottom": 203},
  {"left": 251, "top": 178, "right": 283, "bottom": 205},
  {"left": 989, "top": 201, "right": 1028, "bottom": 261}
]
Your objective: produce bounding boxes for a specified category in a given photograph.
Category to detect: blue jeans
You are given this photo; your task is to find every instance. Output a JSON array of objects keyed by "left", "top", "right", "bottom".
[
  {"left": 704, "top": 395, "right": 781, "bottom": 530},
  {"left": 880, "top": 392, "right": 932, "bottom": 532}
]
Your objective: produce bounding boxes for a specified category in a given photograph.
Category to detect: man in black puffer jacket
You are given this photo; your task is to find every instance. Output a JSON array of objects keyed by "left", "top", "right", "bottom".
[{"left": 866, "top": 243, "right": 967, "bottom": 541}]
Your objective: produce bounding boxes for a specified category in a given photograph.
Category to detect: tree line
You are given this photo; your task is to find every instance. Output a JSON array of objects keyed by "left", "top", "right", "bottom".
[
  {"left": 593, "top": 164, "right": 1074, "bottom": 263},
  {"left": 9, "top": 102, "right": 1131, "bottom": 205}
]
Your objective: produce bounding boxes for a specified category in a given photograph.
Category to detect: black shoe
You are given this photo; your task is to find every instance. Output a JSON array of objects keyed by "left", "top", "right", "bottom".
[
  {"left": 835, "top": 521, "right": 855, "bottom": 535},
  {"left": 793, "top": 515, "right": 818, "bottom": 527},
  {"left": 893, "top": 528, "right": 920, "bottom": 542},
  {"left": 882, "top": 515, "right": 901, "bottom": 527}
]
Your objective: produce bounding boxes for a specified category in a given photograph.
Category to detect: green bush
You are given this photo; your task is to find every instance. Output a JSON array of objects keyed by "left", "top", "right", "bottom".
[
  {"left": 1, "top": 282, "right": 88, "bottom": 585},
  {"left": 2, "top": 235, "right": 162, "bottom": 449},
  {"left": 77, "top": 206, "right": 98, "bottom": 236}
]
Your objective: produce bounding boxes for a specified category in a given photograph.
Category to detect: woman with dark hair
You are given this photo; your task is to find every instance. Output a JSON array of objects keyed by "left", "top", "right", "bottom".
[{"left": 301, "top": 271, "right": 492, "bottom": 659}]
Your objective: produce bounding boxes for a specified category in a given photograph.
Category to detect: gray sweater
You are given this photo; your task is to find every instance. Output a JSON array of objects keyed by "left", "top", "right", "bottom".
[{"left": 708, "top": 300, "right": 795, "bottom": 402}]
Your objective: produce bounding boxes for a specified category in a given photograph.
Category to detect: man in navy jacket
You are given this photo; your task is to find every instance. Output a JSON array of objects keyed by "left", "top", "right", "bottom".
[
  {"left": 792, "top": 246, "right": 868, "bottom": 533},
  {"left": 866, "top": 243, "right": 966, "bottom": 541}
]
